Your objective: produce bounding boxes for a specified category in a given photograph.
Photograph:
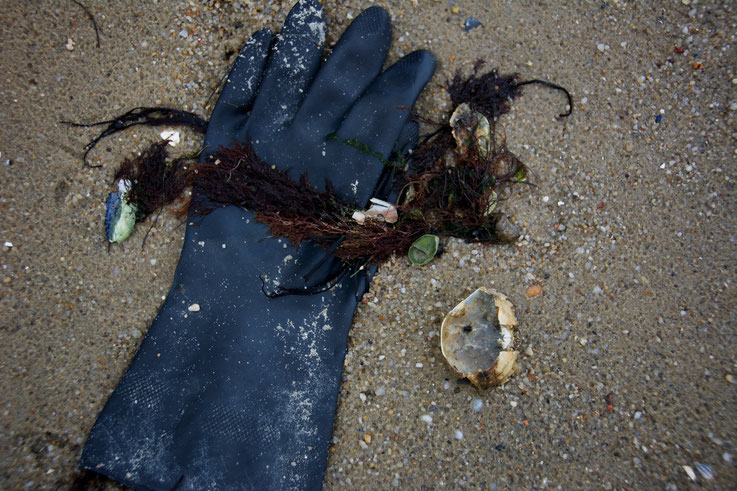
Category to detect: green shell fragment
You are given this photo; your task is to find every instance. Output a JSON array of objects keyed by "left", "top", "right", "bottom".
[
  {"left": 105, "top": 179, "right": 138, "bottom": 243},
  {"left": 408, "top": 234, "right": 440, "bottom": 266}
]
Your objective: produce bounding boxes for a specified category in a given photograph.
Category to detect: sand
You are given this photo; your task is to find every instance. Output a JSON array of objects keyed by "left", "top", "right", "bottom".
[{"left": 1, "top": 0, "right": 735, "bottom": 488}]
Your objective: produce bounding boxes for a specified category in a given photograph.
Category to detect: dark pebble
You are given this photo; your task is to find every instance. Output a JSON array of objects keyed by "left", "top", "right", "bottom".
[{"left": 464, "top": 17, "right": 482, "bottom": 32}]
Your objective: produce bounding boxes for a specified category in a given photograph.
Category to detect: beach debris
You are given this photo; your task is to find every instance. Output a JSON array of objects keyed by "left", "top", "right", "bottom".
[
  {"left": 76, "top": 66, "right": 571, "bottom": 290},
  {"left": 526, "top": 284, "right": 542, "bottom": 298},
  {"left": 449, "top": 102, "right": 491, "bottom": 159},
  {"left": 494, "top": 215, "right": 521, "bottom": 242},
  {"left": 695, "top": 463, "right": 714, "bottom": 481},
  {"left": 408, "top": 234, "right": 439, "bottom": 266},
  {"left": 441, "top": 288, "right": 519, "bottom": 388},
  {"left": 188, "top": 303, "right": 201, "bottom": 312},
  {"left": 160, "top": 130, "right": 180, "bottom": 146},
  {"left": 352, "top": 198, "right": 398, "bottom": 224},
  {"left": 463, "top": 17, "right": 482, "bottom": 32},
  {"left": 683, "top": 465, "right": 697, "bottom": 481},
  {"left": 105, "top": 179, "right": 137, "bottom": 243}
]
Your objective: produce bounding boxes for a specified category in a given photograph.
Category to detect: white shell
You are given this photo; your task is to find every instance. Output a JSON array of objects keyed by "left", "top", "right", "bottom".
[{"left": 440, "top": 288, "right": 519, "bottom": 388}]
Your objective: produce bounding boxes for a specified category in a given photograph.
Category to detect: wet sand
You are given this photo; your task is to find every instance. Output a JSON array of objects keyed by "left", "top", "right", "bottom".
[{"left": 1, "top": 0, "right": 735, "bottom": 488}]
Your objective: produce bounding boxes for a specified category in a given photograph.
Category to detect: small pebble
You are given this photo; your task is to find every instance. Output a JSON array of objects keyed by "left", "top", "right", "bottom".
[
  {"left": 472, "top": 399, "right": 483, "bottom": 412},
  {"left": 454, "top": 430, "right": 464, "bottom": 440},
  {"left": 188, "top": 303, "right": 200, "bottom": 312},
  {"left": 510, "top": 401, "right": 518, "bottom": 408},
  {"left": 463, "top": 17, "right": 482, "bottom": 31},
  {"left": 65, "top": 38, "right": 75, "bottom": 51},
  {"left": 421, "top": 414, "right": 432, "bottom": 424},
  {"left": 526, "top": 284, "right": 542, "bottom": 298},
  {"left": 683, "top": 465, "right": 696, "bottom": 481}
]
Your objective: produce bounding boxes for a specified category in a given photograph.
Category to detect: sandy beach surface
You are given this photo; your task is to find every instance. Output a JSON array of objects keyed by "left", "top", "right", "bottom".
[{"left": 1, "top": 0, "right": 736, "bottom": 488}]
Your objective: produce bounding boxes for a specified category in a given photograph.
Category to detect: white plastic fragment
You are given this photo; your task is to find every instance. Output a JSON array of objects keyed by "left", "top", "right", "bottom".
[
  {"left": 160, "top": 130, "right": 180, "bottom": 146},
  {"left": 420, "top": 414, "right": 432, "bottom": 424},
  {"left": 682, "top": 465, "right": 696, "bottom": 482},
  {"left": 3, "top": 241, "right": 12, "bottom": 248}
]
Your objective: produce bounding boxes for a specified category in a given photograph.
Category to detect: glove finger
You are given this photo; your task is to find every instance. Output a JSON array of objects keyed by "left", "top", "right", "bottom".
[
  {"left": 292, "top": 6, "right": 391, "bottom": 139},
  {"left": 335, "top": 50, "right": 436, "bottom": 157},
  {"left": 246, "top": 0, "right": 325, "bottom": 137},
  {"left": 203, "top": 29, "right": 272, "bottom": 158},
  {"left": 392, "top": 120, "right": 419, "bottom": 156}
]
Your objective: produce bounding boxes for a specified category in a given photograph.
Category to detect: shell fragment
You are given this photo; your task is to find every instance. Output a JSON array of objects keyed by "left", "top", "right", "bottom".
[
  {"left": 440, "top": 288, "right": 520, "bottom": 388},
  {"left": 105, "top": 179, "right": 138, "bottom": 243}
]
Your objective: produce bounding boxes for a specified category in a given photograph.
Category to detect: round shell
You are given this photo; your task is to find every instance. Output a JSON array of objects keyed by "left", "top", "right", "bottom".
[
  {"left": 408, "top": 234, "right": 439, "bottom": 266},
  {"left": 440, "top": 288, "right": 519, "bottom": 388}
]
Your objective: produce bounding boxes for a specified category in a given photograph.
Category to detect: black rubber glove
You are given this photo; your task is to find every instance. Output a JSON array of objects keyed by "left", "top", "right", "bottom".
[{"left": 79, "top": 1, "right": 435, "bottom": 489}]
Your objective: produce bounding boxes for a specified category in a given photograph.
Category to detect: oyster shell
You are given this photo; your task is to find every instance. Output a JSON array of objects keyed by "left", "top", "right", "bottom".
[
  {"left": 449, "top": 102, "right": 491, "bottom": 159},
  {"left": 440, "top": 288, "right": 519, "bottom": 388}
]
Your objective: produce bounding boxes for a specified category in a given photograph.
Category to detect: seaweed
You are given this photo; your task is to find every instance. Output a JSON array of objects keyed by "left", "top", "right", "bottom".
[
  {"left": 63, "top": 107, "right": 207, "bottom": 167},
  {"left": 90, "top": 66, "right": 572, "bottom": 293}
]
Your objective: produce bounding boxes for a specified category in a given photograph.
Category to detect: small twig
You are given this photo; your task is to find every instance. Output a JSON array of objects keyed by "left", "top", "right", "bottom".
[{"left": 70, "top": 0, "right": 101, "bottom": 48}]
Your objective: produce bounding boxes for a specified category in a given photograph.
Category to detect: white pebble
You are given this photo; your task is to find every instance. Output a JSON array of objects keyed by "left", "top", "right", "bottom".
[
  {"left": 510, "top": 401, "right": 518, "bottom": 408},
  {"left": 188, "top": 303, "right": 200, "bottom": 312},
  {"left": 420, "top": 414, "right": 432, "bottom": 424},
  {"left": 359, "top": 393, "right": 367, "bottom": 403},
  {"left": 454, "top": 430, "right": 464, "bottom": 440}
]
